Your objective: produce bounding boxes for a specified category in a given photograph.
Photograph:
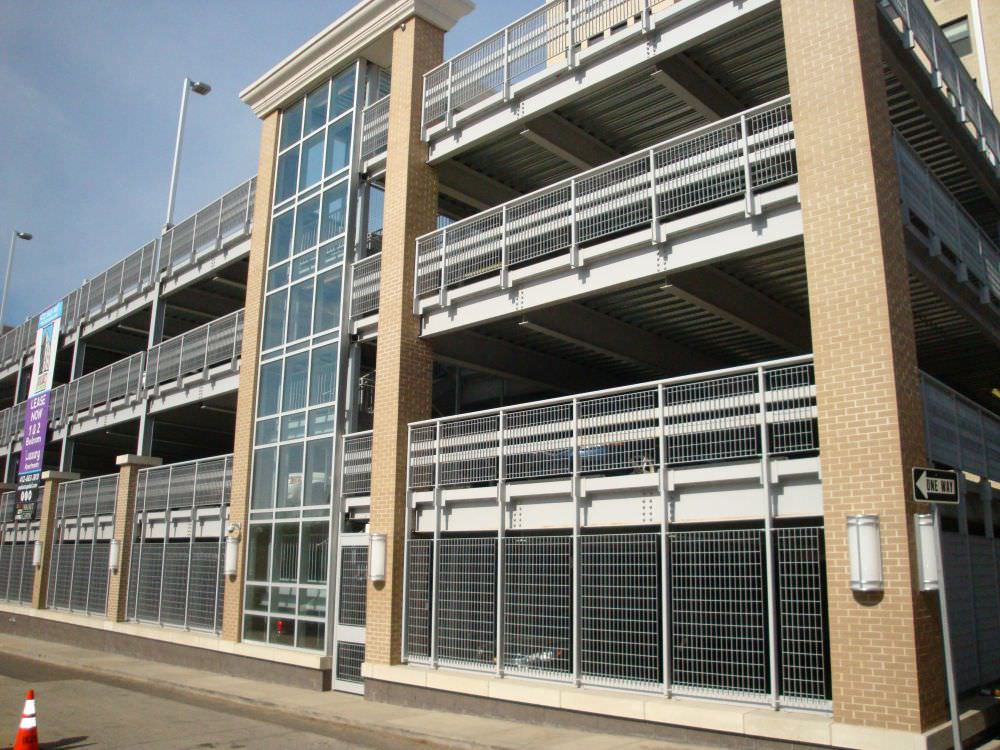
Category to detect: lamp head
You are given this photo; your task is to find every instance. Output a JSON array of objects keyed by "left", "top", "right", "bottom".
[
  {"left": 189, "top": 80, "right": 211, "bottom": 96},
  {"left": 15, "top": 232, "right": 31, "bottom": 241}
]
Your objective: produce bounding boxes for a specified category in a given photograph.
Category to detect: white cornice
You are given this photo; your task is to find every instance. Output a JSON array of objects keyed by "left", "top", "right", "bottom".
[{"left": 240, "top": 0, "right": 475, "bottom": 118}]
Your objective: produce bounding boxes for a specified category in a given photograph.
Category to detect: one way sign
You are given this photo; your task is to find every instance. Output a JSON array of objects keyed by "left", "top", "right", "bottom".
[{"left": 912, "top": 467, "right": 960, "bottom": 504}]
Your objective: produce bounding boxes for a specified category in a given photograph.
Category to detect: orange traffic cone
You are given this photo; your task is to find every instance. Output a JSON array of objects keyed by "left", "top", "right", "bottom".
[{"left": 12, "top": 689, "right": 38, "bottom": 750}]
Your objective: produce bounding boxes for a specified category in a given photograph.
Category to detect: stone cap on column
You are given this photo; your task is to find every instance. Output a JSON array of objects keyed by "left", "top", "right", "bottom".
[
  {"left": 40, "top": 471, "right": 80, "bottom": 482},
  {"left": 240, "top": 0, "right": 474, "bottom": 117},
  {"left": 115, "top": 454, "right": 163, "bottom": 468}
]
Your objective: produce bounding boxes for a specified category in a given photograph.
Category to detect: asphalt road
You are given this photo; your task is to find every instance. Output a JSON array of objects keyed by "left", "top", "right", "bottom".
[{"left": 0, "top": 653, "right": 434, "bottom": 750}]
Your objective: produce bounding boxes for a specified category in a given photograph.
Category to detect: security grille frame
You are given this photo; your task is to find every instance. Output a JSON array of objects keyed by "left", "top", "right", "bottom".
[
  {"left": 0, "top": 492, "right": 39, "bottom": 604},
  {"left": 125, "top": 455, "right": 232, "bottom": 633},
  {"left": 46, "top": 474, "right": 118, "bottom": 616}
]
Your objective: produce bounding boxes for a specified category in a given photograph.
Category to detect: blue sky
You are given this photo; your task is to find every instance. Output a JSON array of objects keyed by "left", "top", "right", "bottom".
[{"left": 0, "top": 0, "right": 536, "bottom": 327}]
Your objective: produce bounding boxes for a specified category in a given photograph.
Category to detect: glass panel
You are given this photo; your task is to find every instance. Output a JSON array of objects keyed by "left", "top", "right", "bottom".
[
  {"left": 244, "top": 614, "right": 268, "bottom": 642},
  {"left": 303, "top": 439, "right": 333, "bottom": 507},
  {"left": 305, "top": 82, "right": 329, "bottom": 133},
  {"left": 330, "top": 67, "right": 356, "bottom": 119},
  {"left": 246, "top": 524, "right": 272, "bottom": 580},
  {"left": 285, "top": 280, "right": 314, "bottom": 343},
  {"left": 320, "top": 183, "right": 348, "bottom": 241},
  {"left": 282, "top": 353, "right": 309, "bottom": 411},
  {"left": 300, "top": 521, "right": 329, "bottom": 583},
  {"left": 292, "top": 250, "right": 316, "bottom": 282},
  {"left": 257, "top": 361, "right": 282, "bottom": 417},
  {"left": 245, "top": 585, "right": 269, "bottom": 612},
  {"left": 309, "top": 344, "right": 338, "bottom": 405},
  {"left": 270, "top": 616, "right": 296, "bottom": 647},
  {"left": 279, "top": 101, "right": 303, "bottom": 150},
  {"left": 325, "top": 116, "right": 351, "bottom": 176},
  {"left": 298, "top": 132, "right": 325, "bottom": 191},
  {"left": 293, "top": 195, "right": 320, "bottom": 254},
  {"left": 297, "top": 621, "right": 324, "bottom": 650},
  {"left": 318, "top": 238, "right": 345, "bottom": 271},
  {"left": 307, "top": 407, "right": 335, "bottom": 436},
  {"left": 298, "top": 587, "right": 327, "bottom": 617},
  {"left": 270, "top": 586, "right": 297, "bottom": 615},
  {"left": 251, "top": 448, "right": 276, "bottom": 510},
  {"left": 255, "top": 417, "right": 278, "bottom": 445},
  {"left": 313, "top": 268, "right": 342, "bottom": 333},
  {"left": 367, "top": 186, "right": 385, "bottom": 234},
  {"left": 267, "top": 262, "right": 289, "bottom": 291},
  {"left": 277, "top": 443, "right": 305, "bottom": 508},
  {"left": 272, "top": 524, "right": 300, "bottom": 582},
  {"left": 270, "top": 211, "right": 294, "bottom": 264},
  {"left": 274, "top": 147, "right": 299, "bottom": 205},
  {"left": 262, "top": 290, "right": 287, "bottom": 351},
  {"left": 280, "top": 412, "right": 307, "bottom": 441}
]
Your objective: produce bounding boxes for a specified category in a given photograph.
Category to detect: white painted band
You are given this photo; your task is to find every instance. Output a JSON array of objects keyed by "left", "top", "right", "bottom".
[
  {"left": 24, "top": 699, "right": 35, "bottom": 714},
  {"left": 19, "top": 717, "right": 36, "bottom": 729}
]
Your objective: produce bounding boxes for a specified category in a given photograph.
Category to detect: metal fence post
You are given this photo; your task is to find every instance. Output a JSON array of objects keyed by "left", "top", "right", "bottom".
[
  {"left": 430, "top": 423, "right": 442, "bottom": 668},
  {"left": 648, "top": 148, "right": 659, "bottom": 245},
  {"left": 401, "top": 427, "right": 414, "bottom": 663},
  {"left": 438, "top": 227, "right": 449, "bottom": 307},
  {"left": 503, "top": 27, "right": 511, "bottom": 101},
  {"left": 570, "top": 180, "right": 579, "bottom": 268},
  {"left": 740, "top": 113, "right": 754, "bottom": 217},
  {"left": 445, "top": 61, "right": 454, "bottom": 131},
  {"left": 658, "top": 383, "right": 671, "bottom": 696},
  {"left": 182, "top": 461, "right": 199, "bottom": 630},
  {"left": 566, "top": 0, "right": 576, "bottom": 69},
  {"left": 495, "top": 410, "right": 506, "bottom": 677},
  {"left": 571, "top": 397, "right": 581, "bottom": 687},
  {"left": 757, "top": 366, "right": 780, "bottom": 708},
  {"left": 500, "top": 206, "right": 509, "bottom": 290}
]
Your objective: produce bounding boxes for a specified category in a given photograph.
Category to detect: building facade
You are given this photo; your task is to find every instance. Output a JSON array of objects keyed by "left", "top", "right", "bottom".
[{"left": 1, "top": 0, "right": 999, "bottom": 747}]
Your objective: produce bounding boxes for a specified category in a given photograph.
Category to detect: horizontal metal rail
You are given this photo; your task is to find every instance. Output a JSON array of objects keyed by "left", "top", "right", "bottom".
[
  {"left": 408, "top": 356, "right": 816, "bottom": 489},
  {"left": 879, "top": 0, "right": 1000, "bottom": 175},
  {"left": 342, "top": 430, "right": 373, "bottom": 496},
  {"left": 414, "top": 98, "right": 796, "bottom": 302},
  {"left": 423, "top": 0, "right": 661, "bottom": 133},
  {"left": 350, "top": 253, "right": 381, "bottom": 319},
  {"left": 360, "top": 95, "right": 390, "bottom": 163},
  {"left": 895, "top": 134, "right": 1000, "bottom": 302},
  {"left": 145, "top": 309, "right": 244, "bottom": 390},
  {"left": 50, "top": 352, "right": 145, "bottom": 426},
  {"left": 921, "top": 372, "right": 1000, "bottom": 480}
]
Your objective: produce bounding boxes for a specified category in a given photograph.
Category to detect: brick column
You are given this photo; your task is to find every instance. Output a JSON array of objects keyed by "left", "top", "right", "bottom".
[
  {"left": 31, "top": 471, "right": 78, "bottom": 609},
  {"left": 221, "top": 111, "right": 280, "bottom": 642},
  {"left": 366, "top": 16, "right": 442, "bottom": 665},
  {"left": 107, "top": 454, "right": 161, "bottom": 622},
  {"left": 782, "top": 0, "right": 946, "bottom": 732}
]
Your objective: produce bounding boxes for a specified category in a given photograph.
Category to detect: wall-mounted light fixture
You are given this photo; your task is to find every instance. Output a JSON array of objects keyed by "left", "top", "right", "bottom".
[
  {"left": 109, "top": 539, "right": 121, "bottom": 573},
  {"left": 847, "top": 514, "right": 883, "bottom": 592},
  {"left": 369, "top": 533, "right": 387, "bottom": 583},
  {"left": 913, "top": 513, "right": 939, "bottom": 591},
  {"left": 32, "top": 540, "right": 42, "bottom": 568},
  {"left": 224, "top": 523, "right": 241, "bottom": 577}
]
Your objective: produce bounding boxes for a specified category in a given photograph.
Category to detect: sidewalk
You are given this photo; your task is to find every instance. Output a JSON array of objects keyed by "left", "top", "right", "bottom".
[{"left": 0, "top": 632, "right": 707, "bottom": 750}]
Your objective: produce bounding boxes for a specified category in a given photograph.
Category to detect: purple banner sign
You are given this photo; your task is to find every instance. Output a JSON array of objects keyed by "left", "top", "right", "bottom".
[{"left": 18, "top": 391, "right": 50, "bottom": 477}]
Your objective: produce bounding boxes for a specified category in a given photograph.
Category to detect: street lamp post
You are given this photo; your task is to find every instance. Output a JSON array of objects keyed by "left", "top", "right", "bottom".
[
  {"left": 0, "top": 231, "right": 32, "bottom": 328},
  {"left": 163, "top": 78, "right": 211, "bottom": 233}
]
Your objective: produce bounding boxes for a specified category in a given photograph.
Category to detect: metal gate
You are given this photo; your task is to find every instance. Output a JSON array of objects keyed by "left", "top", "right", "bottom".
[
  {"left": 333, "top": 534, "right": 368, "bottom": 693},
  {"left": 46, "top": 474, "right": 118, "bottom": 615},
  {"left": 125, "top": 455, "right": 231, "bottom": 632},
  {"left": 0, "top": 492, "right": 38, "bottom": 604}
]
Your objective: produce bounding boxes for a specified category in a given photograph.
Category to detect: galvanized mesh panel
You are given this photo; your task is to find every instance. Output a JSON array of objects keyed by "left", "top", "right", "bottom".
[
  {"left": 443, "top": 211, "right": 503, "bottom": 287},
  {"left": 350, "top": 253, "right": 381, "bottom": 319},
  {"left": 338, "top": 546, "right": 368, "bottom": 627},
  {"left": 580, "top": 532, "right": 660, "bottom": 688},
  {"left": 747, "top": 103, "right": 796, "bottom": 190},
  {"left": 405, "top": 539, "right": 433, "bottom": 661},
  {"left": 436, "top": 537, "right": 496, "bottom": 668},
  {"left": 663, "top": 372, "right": 760, "bottom": 464},
  {"left": 343, "top": 432, "right": 373, "bottom": 496},
  {"left": 576, "top": 155, "right": 650, "bottom": 244},
  {"left": 506, "top": 185, "right": 572, "bottom": 266},
  {"left": 439, "top": 416, "right": 499, "bottom": 486},
  {"left": 578, "top": 389, "right": 658, "bottom": 474},
  {"left": 505, "top": 403, "right": 572, "bottom": 480},
  {"left": 159, "top": 543, "right": 191, "bottom": 626},
  {"left": 503, "top": 535, "right": 572, "bottom": 677},
  {"left": 776, "top": 527, "right": 828, "bottom": 703},
  {"left": 133, "top": 544, "right": 164, "bottom": 622},
  {"left": 336, "top": 642, "right": 365, "bottom": 683},
  {"left": 765, "top": 365, "right": 818, "bottom": 455},
  {"left": 146, "top": 310, "right": 243, "bottom": 388},
  {"left": 409, "top": 426, "right": 438, "bottom": 489},
  {"left": 670, "top": 528, "right": 767, "bottom": 698},
  {"left": 187, "top": 541, "right": 224, "bottom": 631}
]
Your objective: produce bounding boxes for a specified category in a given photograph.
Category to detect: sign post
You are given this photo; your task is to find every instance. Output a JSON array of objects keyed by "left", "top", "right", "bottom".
[
  {"left": 913, "top": 466, "right": 962, "bottom": 750},
  {"left": 16, "top": 302, "right": 62, "bottom": 521}
]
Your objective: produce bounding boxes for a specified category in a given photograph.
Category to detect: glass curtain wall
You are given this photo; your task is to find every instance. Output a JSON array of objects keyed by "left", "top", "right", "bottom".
[{"left": 243, "top": 61, "right": 365, "bottom": 651}]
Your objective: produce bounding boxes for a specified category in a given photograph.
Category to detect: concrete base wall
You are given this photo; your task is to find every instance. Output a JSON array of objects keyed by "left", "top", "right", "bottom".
[{"left": 0, "top": 611, "right": 331, "bottom": 691}]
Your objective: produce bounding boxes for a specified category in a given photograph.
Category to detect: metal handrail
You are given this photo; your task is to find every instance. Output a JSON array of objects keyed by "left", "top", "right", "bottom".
[
  {"left": 350, "top": 253, "right": 382, "bottom": 319},
  {"left": 145, "top": 309, "right": 244, "bottom": 390},
  {"left": 361, "top": 95, "right": 390, "bottom": 162},
  {"left": 52, "top": 351, "right": 145, "bottom": 425},
  {"left": 415, "top": 97, "right": 796, "bottom": 303}
]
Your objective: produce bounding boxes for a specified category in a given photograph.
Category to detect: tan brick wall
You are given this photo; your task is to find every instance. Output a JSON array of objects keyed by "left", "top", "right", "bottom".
[
  {"left": 106, "top": 460, "right": 156, "bottom": 622},
  {"left": 31, "top": 474, "right": 76, "bottom": 609},
  {"left": 782, "top": 0, "right": 946, "bottom": 732},
  {"left": 366, "top": 16, "right": 442, "bottom": 665},
  {"left": 221, "top": 111, "right": 280, "bottom": 642}
]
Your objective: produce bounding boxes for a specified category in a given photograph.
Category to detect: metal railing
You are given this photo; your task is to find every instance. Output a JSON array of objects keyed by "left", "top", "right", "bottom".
[
  {"left": 350, "top": 253, "right": 381, "bottom": 319},
  {"left": 0, "top": 492, "right": 38, "bottom": 604},
  {"left": 361, "top": 95, "right": 390, "bottom": 162},
  {"left": 125, "top": 454, "right": 232, "bottom": 633},
  {"left": 70, "top": 242, "right": 159, "bottom": 331},
  {"left": 423, "top": 0, "right": 661, "bottom": 132},
  {"left": 0, "top": 316, "right": 38, "bottom": 373},
  {"left": 895, "top": 135, "right": 1000, "bottom": 302},
  {"left": 50, "top": 352, "right": 145, "bottom": 426},
  {"left": 159, "top": 178, "right": 256, "bottom": 276},
  {"left": 408, "top": 356, "right": 817, "bottom": 489},
  {"left": 145, "top": 309, "right": 244, "bottom": 390},
  {"left": 921, "top": 373, "right": 1000, "bottom": 481},
  {"left": 46, "top": 473, "right": 118, "bottom": 616},
  {"left": 342, "top": 431, "right": 373, "bottom": 496},
  {"left": 879, "top": 0, "right": 1000, "bottom": 173},
  {"left": 415, "top": 98, "right": 796, "bottom": 302},
  {"left": 0, "top": 401, "right": 26, "bottom": 446}
]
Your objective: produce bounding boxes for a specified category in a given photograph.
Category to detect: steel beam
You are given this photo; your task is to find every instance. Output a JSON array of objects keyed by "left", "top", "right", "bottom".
[
  {"left": 650, "top": 54, "right": 742, "bottom": 120},
  {"left": 519, "top": 114, "right": 619, "bottom": 170},
  {"left": 437, "top": 161, "right": 520, "bottom": 211}
]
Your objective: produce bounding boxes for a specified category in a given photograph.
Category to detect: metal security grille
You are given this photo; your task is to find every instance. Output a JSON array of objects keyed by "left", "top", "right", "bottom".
[
  {"left": 342, "top": 432, "right": 373, "bottom": 496},
  {"left": 336, "top": 642, "right": 365, "bottom": 683},
  {"left": 404, "top": 538, "right": 433, "bottom": 661},
  {"left": 776, "top": 527, "right": 828, "bottom": 704},
  {"left": 126, "top": 455, "right": 231, "bottom": 632},
  {"left": 338, "top": 546, "right": 368, "bottom": 626},
  {"left": 436, "top": 537, "right": 496, "bottom": 668},
  {"left": 47, "top": 474, "right": 118, "bottom": 616},
  {"left": 0, "top": 493, "right": 38, "bottom": 604},
  {"left": 670, "top": 529, "right": 767, "bottom": 699}
]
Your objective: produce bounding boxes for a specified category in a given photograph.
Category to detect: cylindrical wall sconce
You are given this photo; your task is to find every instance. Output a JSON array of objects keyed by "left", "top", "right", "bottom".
[
  {"left": 108, "top": 539, "right": 121, "bottom": 573},
  {"left": 32, "top": 540, "right": 42, "bottom": 568},
  {"left": 369, "top": 533, "right": 387, "bottom": 582},
  {"left": 224, "top": 523, "right": 241, "bottom": 577},
  {"left": 847, "top": 514, "right": 883, "bottom": 592},
  {"left": 913, "top": 513, "right": 939, "bottom": 591}
]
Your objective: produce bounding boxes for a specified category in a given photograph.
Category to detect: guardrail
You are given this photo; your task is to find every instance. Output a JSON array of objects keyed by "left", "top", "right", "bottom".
[
  {"left": 423, "top": 0, "right": 661, "bottom": 133},
  {"left": 896, "top": 134, "right": 1000, "bottom": 301},
  {"left": 408, "top": 356, "right": 817, "bottom": 489},
  {"left": 343, "top": 431, "right": 373, "bottom": 496},
  {"left": 350, "top": 253, "right": 381, "bottom": 319},
  {"left": 361, "top": 95, "right": 390, "bottom": 163},
  {"left": 0, "top": 316, "right": 38, "bottom": 374},
  {"left": 878, "top": 0, "right": 1000, "bottom": 174},
  {"left": 145, "top": 309, "right": 244, "bottom": 389},
  {"left": 51, "top": 352, "right": 145, "bottom": 426},
  {"left": 414, "top": 98, "right": 796, "bottom": 302},
  {"left": 921, "top": 373, "right": 1000, "bottom": 480}
]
